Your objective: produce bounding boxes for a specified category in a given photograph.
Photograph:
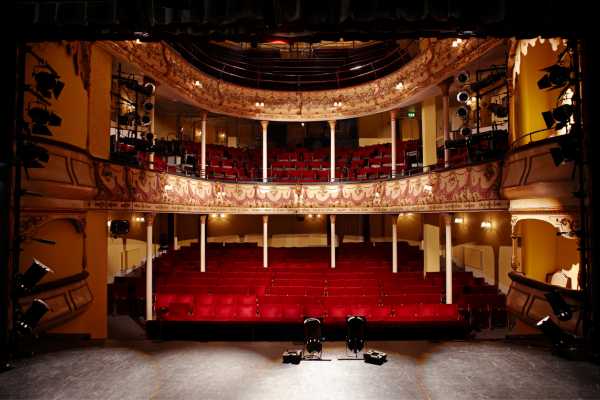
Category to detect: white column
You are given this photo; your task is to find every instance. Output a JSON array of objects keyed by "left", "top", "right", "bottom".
[
  {"left": 390, "top": 111, "right": 397, "bottom": 178},
  {"left": 328, "top": 120, "right": 336, "bottom": 182},
  {"left": 201, "top": 111, "right": 207, "bottom": 178},
  {"left": 145, "top": 214, "right": 155, "bottom": 321},
  {"left": 330, "top": 215, "right": 336, "bottom": 268},
  {"left": 263, "top": 215, "right": 269, "bottom": 268},
  {"left": 172, "top": 214, "right": 178, "bottom": 251},
  {"left": 445, "top": 214, "right": 453, "bottom": 304},
  {"left": 392, "top": 215, "right": 398, "bottom": 273},
  {"left": 200, "top": 215, "right": 206, "bottom": 272},
  {"left": 261, "top": 121, "right": 269, "bottom": 182}
]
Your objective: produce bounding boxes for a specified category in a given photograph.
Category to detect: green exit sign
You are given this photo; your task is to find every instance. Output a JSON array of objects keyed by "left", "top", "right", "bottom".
[{"left": 407, "top": 111, "right": 416, "bottom": 118}]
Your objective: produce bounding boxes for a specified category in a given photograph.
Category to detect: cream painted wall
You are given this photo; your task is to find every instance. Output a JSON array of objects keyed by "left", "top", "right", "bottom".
[
  {"left": 423, "top": 223, "right": 441, "bottom": 274},
  {"left": 88, "top": 45, "right": 112, "bottom": 158},
  {"left": 421, "top": 97, "right": 437, "bottom": 167}
]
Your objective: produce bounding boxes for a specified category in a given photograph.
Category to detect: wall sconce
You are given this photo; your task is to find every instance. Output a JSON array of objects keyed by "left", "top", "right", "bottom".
[
  {"left": 333, "top": 101, "right": 343, "bottom": 108},
  {"left": 454, "top": 217, "right": 464, "bottom": 224},
  {"left": 480, "top": 221, "right": 492, "bottom": 230},
  {"left": 255, "top": 101, "right": 265, "bottom": 107},
  {"left": 219, "top": 213, "right": 226, "bottom": 218},
  {"left": 316, "top": 214, "right": 322, "bottom": 219},
  {"left": 307, "top": 214, "right": 314, "bottom": 219},
  {"left": 194, "top": 80, "right": 203, "bottom": 88},
  {"left": 395, "top": 81, "right": 404, "bottom": 90},
  {"left": 107, "top": 220, "right": 112, "bottom": 228}
]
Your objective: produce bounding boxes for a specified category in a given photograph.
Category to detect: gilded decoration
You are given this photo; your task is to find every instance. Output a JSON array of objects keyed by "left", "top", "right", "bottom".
[{"left": 100, "top": 38, "right": 503, "bottom": 122}]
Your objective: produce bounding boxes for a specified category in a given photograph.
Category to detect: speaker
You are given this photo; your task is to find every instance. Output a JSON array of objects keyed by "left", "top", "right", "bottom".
[
  {"left": 110, "top": 220, "right": 130, "bottom": 236},
  {"left": 364, "top": 350, "right": 387, "bottom": 365}
]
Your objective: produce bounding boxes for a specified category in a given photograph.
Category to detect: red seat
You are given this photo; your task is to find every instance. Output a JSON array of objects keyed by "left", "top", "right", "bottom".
[
  {"left": 194, "top": 305, "right": 215, "bottom": 320},
  {"left": 215, "top": 295, "right": 236, "bottom": 305},
  {"left": 214, "top": 305, "right": 236, "bottom": 321},
  {"left": 304, "top": 304, "right": 325, "bottom": 318},
  {"left": 236, "top": 305, "right": 258, "bottom": 321},
  {"left": 281, "top": 304, "right": 302, "bottom": 322},
  {"left": 260, "top": 304, "right": 283, "bottom": 320},
  {"left": 327, "top": 306, "right": 349, "bottom": 323},
  {"left": 195, "top": 294, "right": 214, "bottom": 306},
  {"left": 371, "top": 306, "right": 392, "bottom": 322}
]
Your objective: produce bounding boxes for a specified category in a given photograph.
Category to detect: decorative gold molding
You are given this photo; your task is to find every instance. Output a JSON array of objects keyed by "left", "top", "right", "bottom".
[{"left": 99, "top": 38, "right": 504, "bottom": 122}]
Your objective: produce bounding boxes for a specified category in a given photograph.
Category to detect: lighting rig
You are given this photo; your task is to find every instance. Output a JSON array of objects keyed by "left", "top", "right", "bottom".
[{"left": 1, "top": 46, "right": 61, "bottom": 372}]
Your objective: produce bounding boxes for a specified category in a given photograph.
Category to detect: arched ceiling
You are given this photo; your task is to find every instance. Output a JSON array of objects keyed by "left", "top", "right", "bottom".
[{"left": 101, "top": 37, "right": 504, "bottom": 122}]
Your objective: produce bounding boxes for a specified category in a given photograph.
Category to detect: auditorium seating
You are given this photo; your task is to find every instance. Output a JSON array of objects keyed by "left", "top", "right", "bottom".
[{"left": 151, "top": 243, "right": 506, "bottom": 330}]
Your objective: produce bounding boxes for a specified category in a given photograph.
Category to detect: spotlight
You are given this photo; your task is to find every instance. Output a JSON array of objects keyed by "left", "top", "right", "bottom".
[
  {"left": 542, "top": 104, "right": 574, "bottom": 130},
  {"left": 537, "top": 65, "right": 571, "bottom": 90},
  {"left": 15, "top": 299, "right": 50, "bottom": 336},
  {"left": 456, "top": 106, "right": 469, "bottom": 119},
  {"left": 346, "top": 316, "right": 366, "bottom": 357},
  {"left": 141, "top": 115, "right": 151, "bottom": 126},
  {"left": 142, "top": 82, "right": 156, "bottom": 97},
  {"left": 549, "top": 137, "right": 578, "bottom": 166},
  {"left": 33, "top": 70, "right": 64, "bottom": 99},
  {"left": 544, "top": 291, "right": 573, "bottom": 321},
  {"left": 303, "top": 317, "right": 323, "bottom": 359},
  {"left": 15, "top": 259, "right": 53, "bottom": 295},
  {"left": 456, "top": 71, "right": 470, "bottom": 84},
  {"left": 28, "top": 106, "right": 62, "bottom": 136},
  {"left": 143, "top": 102, "right": 154, "bottom": 112},
  {"left": 20, "top": 142, "right": 49, "bottom": 168},
  {"left": 456, "top": 91, "right": 470, "bottom": 103},
  {"left": 459, "top": 126, "right": 472, "bottom": 136}
]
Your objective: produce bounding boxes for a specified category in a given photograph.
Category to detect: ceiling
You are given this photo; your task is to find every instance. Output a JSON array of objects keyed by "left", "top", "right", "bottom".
[{"left": 16, "top": 0, "right": 590, "bottom": 41}]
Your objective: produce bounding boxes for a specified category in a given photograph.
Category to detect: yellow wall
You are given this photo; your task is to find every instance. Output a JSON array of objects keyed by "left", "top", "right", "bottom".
[
  {"left": 520, "top": 219, "right": 579, "bottom": 283},
  {"left": 88, "top": 46, "right": 112, "bottom": 158},
  {"left": 514, "top": 39, "right": 566, "bottom": 145},
  {"left": 421, "top": 97, "right": 437, "bottom": 167}
]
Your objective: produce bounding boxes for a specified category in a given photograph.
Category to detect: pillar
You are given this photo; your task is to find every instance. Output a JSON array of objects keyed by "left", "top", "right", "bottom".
[
  {"left": 330, "top": 215, "right": 336, "bottom": 268},
  {"left": 511, "top": 223, "right": 521, "bottom": 272},
  {"left": 200, "top": 215, "right": 206, "bottom": 272},
  {"left": 201, "top": 111, "right": 207, "bottom": 178},
  {"left": 390, "top": 111, "right": 398, "bottom": 178},
  {"left": 261, "top": 121, "right": 269, "bottom": 182},
  {"left": 328, "top": 120, "right": 336, "bottom": 182},
  {"left": 263, "top": 215, "right": 269, "bottom": 268},
  {"left": 168, "top": 214, "right": 178, "bottom": 251},
  {"left": 392, "top": 215, "right": 398, "bottom": 273},
  {"left": 444, "top": 214, "right": 453, "bottom": 304},
  {"left": 145, "top": 213, "right": 155, "bottom": 321},
  {"left": 440, "top": 81, "right": 451, "bottom": 168},
  {"left": 421, "top": 97, "right": 437, "bottom": 171}
]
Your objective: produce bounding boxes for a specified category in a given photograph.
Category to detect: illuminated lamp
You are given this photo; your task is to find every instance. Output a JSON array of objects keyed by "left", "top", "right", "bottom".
[
  {"left": 407, "top": 110, "right": 416, "bottom": 118},
  {"left": 33, "top": 70, "right": 64, "bottom": 99},
  {"left": 15, "top": 259, "right": 53, "bottom": 296},
  {"left": 454, "top": 217, "right": 464, "bottom": 224},
  {"left": 480, "top": 221, "right": 492, "bottom": 229}
]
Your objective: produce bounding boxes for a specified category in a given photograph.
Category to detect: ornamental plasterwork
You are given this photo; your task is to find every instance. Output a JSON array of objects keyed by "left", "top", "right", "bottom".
[
  {"left": 100, "top": 38, "right": 503, "bottom": 122},
  {"left": 510, "top": 213, "right": 579, "bottom": 239}
]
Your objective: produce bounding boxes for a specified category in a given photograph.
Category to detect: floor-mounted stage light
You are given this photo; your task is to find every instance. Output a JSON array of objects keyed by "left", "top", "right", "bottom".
[
  {"left": 303, "top": 317, "right": 323, "bottom": 360},
  {"left": 15, "top": 299, "right": 50, "bottom": 336},
  {"left": 544, "top": 291, "right": 573, "bottom": 321},
  {"left": 345, "top": 316, "right": 366, "bottom": 358},
  {"left": 542, "top": 104, "right": 574, "bottom": 130},
  {"left": 537, "top": 65, "right": 571, "bottom": 91},
  {"left": 32, "top": 68, "right": 64, "bottom": 99},
  {"left": 15, "top": 258, "right": 53, "bottom": 296}
]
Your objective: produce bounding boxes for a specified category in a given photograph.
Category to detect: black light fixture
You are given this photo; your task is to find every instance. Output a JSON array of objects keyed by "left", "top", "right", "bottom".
[
  {"left": 537, "top": 65, "right": 571, "bottom": 91},
  {"left": 14, "top": 259, "right": 53, "bottom": 296},
  {"left": 456, "top": 71, "right": 470, "bottom": 84},
  {"left": 544, "top": 291, "right": 573, "bottom": 321},
  {"left": 28, "top": 105, "right": 62, "bottom": 136},
  {"left": 303, "top": 317, "right": 323, "bottom": 359},
  {"left": 33, "top": 69, "right": 64, "bottom": 99},
  {"left": 542, "top": 104, "right": 574, "bottom": 130},
  {"left": 346, "top": 316, "right": 366, "bottom": 357},
  {"left": 15, "top": 299, "right": 50, "bottom": 336},
  {"left": 456, "top": 91, "right": 470, "bottom": 103},
  {"left": 20, "top": 142, "right": 50, "bottom": 169},
  {"left": 456, "top": 106, "right": 469, "bottom": 119},
  {"left": 549, "top": 136, "right": 579, "bottom": 167},
  {"left": 459, "top": 126, "right": 472, "bottom": 136}
]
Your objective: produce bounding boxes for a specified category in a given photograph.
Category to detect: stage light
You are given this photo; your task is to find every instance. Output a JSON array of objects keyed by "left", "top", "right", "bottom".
[
  {"left": 143, "top": 82, "right": 156, "bottom": 97},
  {"left": 20, "top": 142, "right": 49, "bottom": 168},
  {"left": 33, "top": 70, "right": 64, "bottom": 99},
  {"left": 537, "top": 65, "right": 571, "bottom": 90},
  {"left": 459, "top": 126, "right": 472, "bottom": 136},
  {"left": 542, "top": 104, "right": 574, "bottom": 130},
  {"left": 28, "top": 106, "right": 62, "bottom": 136},
  {"left": 456, "top": 91, "right": 470, "bottom": 103},
  {"left": 303, "top": 317, "right": 323, "bottom": 359},
  {"left": 15, "top": 259, "right": 53, "bottom": 295},
  {"left": 544, "top": 291, "right": 573, "bottom": 321},
  {"left": 15, "top": 299, "right": 50, "bottom": 336},
  {"left": 456, "top": 71, "right": 470, "bottom": 84},
  {"left": 456, "top": 106, "right": 469, "bottom": 120},
  {"left": 346, "top": 316, "right": 366, "bottom": 357}
]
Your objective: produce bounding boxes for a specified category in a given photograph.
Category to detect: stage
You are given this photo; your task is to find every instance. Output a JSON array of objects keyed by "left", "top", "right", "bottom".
[{"left": 1, "top": 324, "right": 599, "bottom": 399}]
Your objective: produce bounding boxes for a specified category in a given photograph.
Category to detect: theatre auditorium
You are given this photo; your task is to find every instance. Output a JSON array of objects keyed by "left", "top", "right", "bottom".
[{"left": 2, "top": 1, "right": 599, "bottom": 399}]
